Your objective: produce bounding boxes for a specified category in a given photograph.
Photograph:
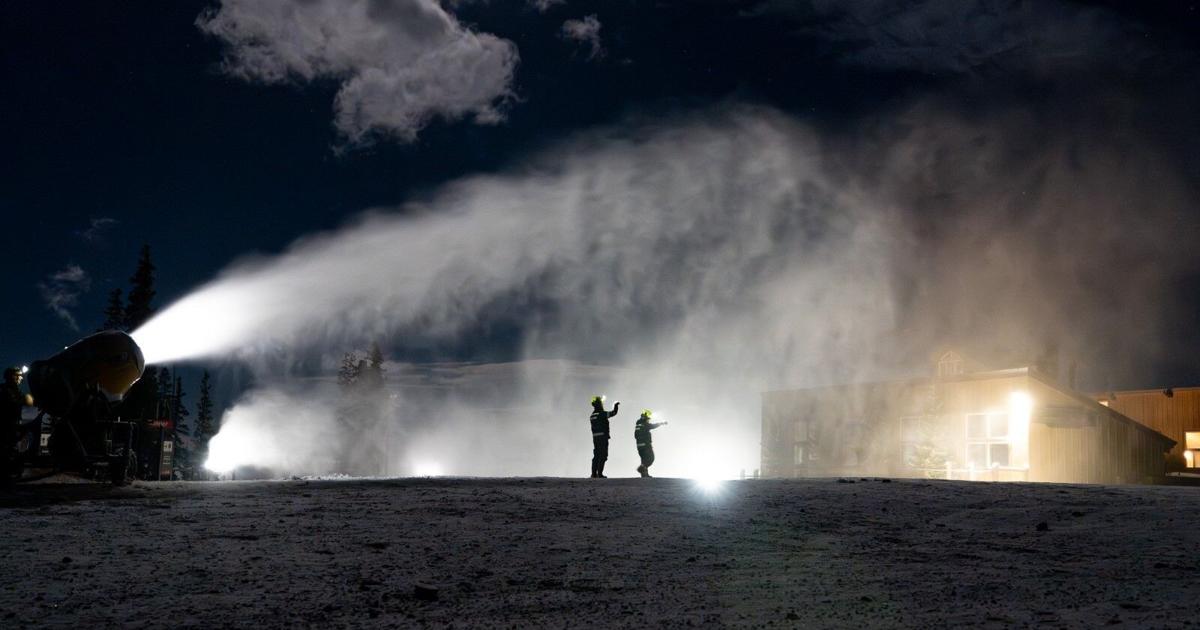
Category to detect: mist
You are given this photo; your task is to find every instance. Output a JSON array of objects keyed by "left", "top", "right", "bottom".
[{"left": 133, "top": 102, "right": 1199, "bottom": 478}]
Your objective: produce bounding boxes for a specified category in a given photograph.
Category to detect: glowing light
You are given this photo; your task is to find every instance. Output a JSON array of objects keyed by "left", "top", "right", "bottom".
[
  {"left": 1006, "top": 391, "right": 1034, "bottom": 471},
  {"left": 204, "top": 425, "right": 260, "bottom": 473},
  {"left": 1185, "top": 451, "right": 1195, "bottom": 468},
  {"left": 19, "top": 365, "right": 28, "bottom": 375},
  {"left": 1008, "top": 391, "right": 1033, "bottom": 420},
  {"left": 413, "top": 462, "right": 444, "bottom": 477},
  {"left": 676, "top": 437, "right": 740, "bottom": 486}
]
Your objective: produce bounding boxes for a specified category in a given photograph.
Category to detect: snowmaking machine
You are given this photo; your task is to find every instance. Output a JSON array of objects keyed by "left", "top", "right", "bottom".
[{"left": 21, "top": 330, "right": 146, "bottom": 484}]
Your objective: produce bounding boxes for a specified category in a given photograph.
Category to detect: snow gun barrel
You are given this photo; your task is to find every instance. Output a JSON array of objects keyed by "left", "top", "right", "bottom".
[{"left": 26, "top": 330, "right": 146, "bottom": 417}]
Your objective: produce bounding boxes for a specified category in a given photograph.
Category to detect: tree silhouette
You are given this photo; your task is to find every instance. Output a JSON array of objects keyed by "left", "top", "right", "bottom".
[
  {"left": 193, "top": 370, "right": 215, "bottom": 473},
  {"left": 171, "top": 375, "right": 191, "bottom": 479},
  {"left": 100, "top": 288, "right": 125, "bottom": 331},
  {"left": 123, "top": 244, "right": 156, "bottom": 331}
]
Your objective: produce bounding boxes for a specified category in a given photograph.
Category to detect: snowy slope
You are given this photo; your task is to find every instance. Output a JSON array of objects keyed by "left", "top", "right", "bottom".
[{"left": 1, "top": 477, "right": 1197, "bottom": 628}]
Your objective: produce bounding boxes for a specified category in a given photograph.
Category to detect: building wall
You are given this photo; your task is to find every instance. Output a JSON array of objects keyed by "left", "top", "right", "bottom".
[
  {"left": 1102, "top": 388, "right": 1200, "bottom": 460},
  {"left": 762, "top": 369, "right": 1173, "bottom": 484}
]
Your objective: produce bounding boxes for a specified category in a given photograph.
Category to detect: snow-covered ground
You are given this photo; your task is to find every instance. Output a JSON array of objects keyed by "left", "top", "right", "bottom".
[{"left": 2, "top": 477, "right": 1198, "bottom": 628}]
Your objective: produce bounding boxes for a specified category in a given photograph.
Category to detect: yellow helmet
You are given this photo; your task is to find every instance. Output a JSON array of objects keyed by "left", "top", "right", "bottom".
[
  {"left": 640, "top": 409, "right": 653, "bottom": 418},
  {"left": 591, "top": 395, "right": 606, "bottom": 405}
]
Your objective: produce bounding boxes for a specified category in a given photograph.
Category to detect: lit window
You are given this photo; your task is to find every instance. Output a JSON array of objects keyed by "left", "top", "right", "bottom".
[
  {"left": 1186, "top": 432, "right": 1200, "bottom": 450},
  {"left": 967, "top": 414, "right": 987, "bottom": 439},
  {"left": 987, "top": 414, "right": 1008, "bottom": 439},
  {"left": 937, "top": 352, "right": 964, "bottom": 377},
  {"left": 989, "top": 444, "right": 1010, "bottom": 467},
  {"left": 967, "top": 444, "right": 987, "bottom": 468},
  {"left": 966, "top": 412, "right": 1012, "bottom": 469}
]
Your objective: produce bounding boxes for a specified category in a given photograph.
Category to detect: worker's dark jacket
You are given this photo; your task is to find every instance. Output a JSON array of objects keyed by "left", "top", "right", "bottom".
[
  {"left": 2, "top": 382, "right": 25, "bottom": 460},
  {"left": 1, "top": 382, "right": 24, "bottom": 424},
  {"left": 634, "top": 420, "right": 663, "bottom": 446},
  {"left": 590, "top": 407, "right": 618, "bottom": 438}
]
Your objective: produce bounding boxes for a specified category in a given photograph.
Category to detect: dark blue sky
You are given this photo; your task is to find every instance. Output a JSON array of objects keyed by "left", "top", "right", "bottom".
[{"left": 2, "top": 1, "right": 1198, "bottom": 389}]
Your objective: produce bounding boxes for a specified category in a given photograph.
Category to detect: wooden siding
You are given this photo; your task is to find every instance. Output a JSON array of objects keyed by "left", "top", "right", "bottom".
[
  {"left": 1102, "top": 388, "right": 1200, "bottom": 459},
  {"left": 1029, "top": 408, "right": 1167, "bottom": 484}
]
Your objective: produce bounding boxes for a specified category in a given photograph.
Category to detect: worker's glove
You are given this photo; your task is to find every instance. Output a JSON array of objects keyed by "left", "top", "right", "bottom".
[
  {"left": 662, "top": 421, "right": 668, "bottom": 425},
  {"left": 613, "top": 401, "right": 620, "bottom": 409}
]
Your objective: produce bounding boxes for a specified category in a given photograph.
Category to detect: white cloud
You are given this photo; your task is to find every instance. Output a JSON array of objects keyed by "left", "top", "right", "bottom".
[
  {"left": 197, "top": 0, "right": 520, "bottom": 145},
  {"left": 76, "top": 217, "right": 117, "bottom": 243},
  {"left": 561, "top": 15, "right": 604, "bottom": 60},
  {"left": 39, "top": 265, "right": 91, "bottom": 330},
  {"left": 529, "top": 0, "right": 565, "bottom": 12}
]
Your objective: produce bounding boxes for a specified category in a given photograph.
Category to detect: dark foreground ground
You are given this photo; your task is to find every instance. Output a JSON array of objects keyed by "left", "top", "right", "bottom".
[{"left": 2, "top": 477, "right": 1199, "bottom": 628}]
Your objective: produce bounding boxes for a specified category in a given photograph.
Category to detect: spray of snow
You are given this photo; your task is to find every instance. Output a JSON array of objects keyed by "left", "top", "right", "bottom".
[{"left": 132, "top": 103, "right": 1197, "bottom": 479}]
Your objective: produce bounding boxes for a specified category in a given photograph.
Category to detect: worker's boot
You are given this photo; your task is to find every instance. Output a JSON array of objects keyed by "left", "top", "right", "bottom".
[{"left": 637, "top": 465, "right": 649, "bottom": 478}]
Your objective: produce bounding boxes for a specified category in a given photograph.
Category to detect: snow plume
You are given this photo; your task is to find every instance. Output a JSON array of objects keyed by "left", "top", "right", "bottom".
[
  {"left": 561, "top": 15, "right": 604, "bottom": 60},
  {"left": 139, "top": 103, "right": 1198, "bottom": 478},
  {"left": 38, "top": 265, "right": 90, "bottom": 330},
  {"left": 196, "top": 0, "right": 519, "bottom": 145},
  {"left": 204, "top": 385, "right": 342, "bottom": 474}
]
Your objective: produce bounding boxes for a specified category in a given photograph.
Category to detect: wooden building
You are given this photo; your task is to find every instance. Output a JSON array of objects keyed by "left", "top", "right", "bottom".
[
  {"left": 1097, "top": 387, "right": 1200, "bottom": 471},
  {"left": 762, "top": 357, "right": 1175, "bottom": 484}
]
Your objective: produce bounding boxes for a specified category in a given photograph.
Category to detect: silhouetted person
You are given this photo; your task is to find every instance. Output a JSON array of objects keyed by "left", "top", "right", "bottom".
[
  {"left": 589, "top": 396, "right": 619, "bottom": 478},
  {"left": 1, "top": 367, "right": 33, "bottom": 483},
  {"left": 634, "top": 410, "right": 667, "bottom": 478}
]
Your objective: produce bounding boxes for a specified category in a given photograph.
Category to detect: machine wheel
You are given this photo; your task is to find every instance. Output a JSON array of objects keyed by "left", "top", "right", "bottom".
[{"left": 110, "top": 451, "right": 136, "bottom": 486}]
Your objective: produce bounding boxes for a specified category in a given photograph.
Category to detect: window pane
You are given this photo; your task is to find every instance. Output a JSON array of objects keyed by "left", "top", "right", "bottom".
[
  {"left": 988, "top": 413, "right": 1008, "bottom": 438},
  {"left": 967, "top": 444, "right": 987, "bottom": 468},
  {"left": 990, "top": 444, "right": 1010, "bottom": 467},
  {"left": 1186, "top": 432, "right": 1200, "bottom": 450},
  {"left": 967, "top": 415, "right": 987, "bottom": 439}
]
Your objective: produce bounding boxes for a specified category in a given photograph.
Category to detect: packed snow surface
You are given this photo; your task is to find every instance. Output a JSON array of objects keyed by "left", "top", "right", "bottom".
[{"left": 2, "top": 477, "right": 1199, "bottom": 628}]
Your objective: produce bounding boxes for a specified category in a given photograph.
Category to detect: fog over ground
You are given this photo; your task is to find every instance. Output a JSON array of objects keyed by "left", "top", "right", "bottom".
[{"left": 132, "top": 94, "right": 1199, "bottom": 478}]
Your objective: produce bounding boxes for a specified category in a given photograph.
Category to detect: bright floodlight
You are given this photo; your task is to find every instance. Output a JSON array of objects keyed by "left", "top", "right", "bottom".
[
  {"left": 1008, "top": 391, "right": 1033, "bottom": 418},
  {"left": 694, "top": 477, "right": 724, "bottom": 493},
  {"left": 413, "top": 461, "right": 444, "bottom": 477},
  {"left": 204, "top": 422, "right": 261, "bottom": 473}
]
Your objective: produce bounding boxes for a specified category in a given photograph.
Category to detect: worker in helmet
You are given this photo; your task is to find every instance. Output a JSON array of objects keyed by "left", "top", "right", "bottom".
[
  {"left": 634, "top": 409, "right": 667, "bottom": 478},
  {"left": 589, "top": 395, "right": 619, "bottom": 478},
  {"left": 1, "top": 366, "right": 34, "bottom": 483}
]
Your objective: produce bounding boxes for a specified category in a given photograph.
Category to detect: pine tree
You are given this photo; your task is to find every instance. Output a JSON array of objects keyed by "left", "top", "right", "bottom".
[
  {"left": 100, "top": 288, "right": 125, "bottom": 331},
  {"left": 908, "top": 383, "right": 952, "bottom": 479},
  {"left": 193, "top": 371, "right": 215, "bottom": 475},
  {"left": 368, "top": 343, "right": 385, "bottom": 373},
  {"left": 171, "top": 375, "right": 191, "bottom": 479},
  {"left": 362, "top": 343, "right": 385, "bottom": 390},
  {"left": 156, "top": 367, "right": 173, "bottom": 418},
  {"left": 124, "top": 244, "right": 156, "bottom": 331},
  {"left": 337, "top": 344, "right": 391, "bottom": 475},
  {"left": 115, "top": 245, "right": 159, "bottom": 424},
  {"left": 338, "top": 352, "right": 362, "bottom": 390}
]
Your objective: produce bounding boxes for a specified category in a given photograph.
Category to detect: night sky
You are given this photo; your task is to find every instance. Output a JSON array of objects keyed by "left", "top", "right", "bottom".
[{"left": 2, "top": 1, "right": 1199, "bottom": 389}]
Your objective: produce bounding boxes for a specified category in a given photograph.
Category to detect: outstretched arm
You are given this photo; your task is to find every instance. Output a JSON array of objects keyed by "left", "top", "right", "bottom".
[{"left": 609, "top": 401, "right": 620, "bottom": 418}]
